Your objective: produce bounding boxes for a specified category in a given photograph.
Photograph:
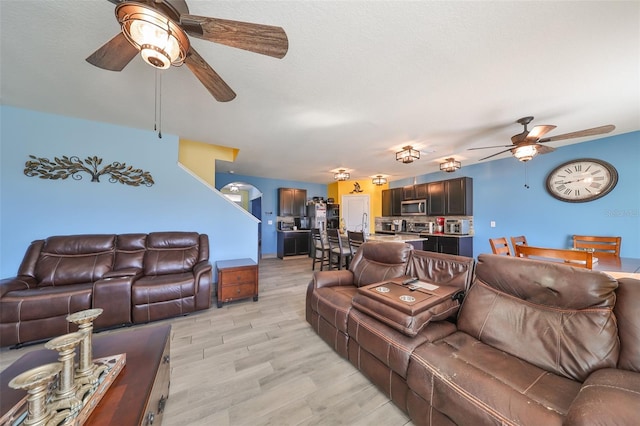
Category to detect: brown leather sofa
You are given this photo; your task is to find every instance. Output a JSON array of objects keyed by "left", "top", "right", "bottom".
[
  {"left": 0, "top": 232, "right": 212, "bottom": 347},
  {"left": 306, "top": 243, "right": 640, "bottom": 425}
]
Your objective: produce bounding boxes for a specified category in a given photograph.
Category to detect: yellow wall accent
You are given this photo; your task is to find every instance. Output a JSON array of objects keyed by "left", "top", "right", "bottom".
[
  {"left": 329, "top": 179, "right": 388, "bottom": 234},
  {"left": 178, "top": 139, "right": 239, "bottom": 187}
]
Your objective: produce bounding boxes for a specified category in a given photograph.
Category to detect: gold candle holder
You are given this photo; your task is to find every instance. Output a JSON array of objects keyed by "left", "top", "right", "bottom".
[
  {"left": 44, "top": 332, "right": 84, "bottom": 412},
  {"left": 8, "top": 363, "right": 64, "bottom": 426},
  {"left": 66, "top": 308, "right": 106, "bottom": 386}
]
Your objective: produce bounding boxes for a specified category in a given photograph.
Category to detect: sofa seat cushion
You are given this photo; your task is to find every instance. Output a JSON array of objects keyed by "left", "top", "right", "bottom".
[
  {"left": 564, "top": 368, "right": 640, "bottom": 425},
  {"left": 1, "top": 284, "right": 93, "bottom": 322},
  {"left": 348, "top": 308, "right": 456, "bottom": 379},
  {"left": 407, "top": 331, "right": 580, "bottom": 426},
  {"left": 309, "top": 286, "right": 358, "bottom": 333},
  {"left": 132, "top": 272, "right": 195, "bottom": 305}
]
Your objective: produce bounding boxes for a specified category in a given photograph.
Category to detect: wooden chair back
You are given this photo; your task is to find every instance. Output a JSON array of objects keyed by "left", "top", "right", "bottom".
[
  {"left": 326, "top": 229, "right": 351, "bottom": 270},
  {"left": 515, "top": 245, "right": 593, "bottom": 269},
  {"left": 573, "top": 235, "right": 621, "bottom": 258},
  {"left": 510, "top": 235, "right": 528, "bottom": 255},
  {"left": 489, "top": 237, "right": 512, "bottom": 256},
  {"left": 347, "top": 231, "right": 366, "bottom": 256},
  {"left": 310, "top": 228, "right": 329, "bottom": 271}
]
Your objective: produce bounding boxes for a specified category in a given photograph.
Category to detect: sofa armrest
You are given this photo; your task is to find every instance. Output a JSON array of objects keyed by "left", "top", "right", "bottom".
[
  {"left": 311, "top": 270, "right": 355, "bottom": 289},
  {"left": 103, "top": 268, "right": 142, "bottom": 279},
  {"left": 193, "top": 260, "right": 212, "bottom": 292},
  {"left": 564, "top": 368, "right": 640, "bottom": 425},
  {"left": 93, "top": 276, "right": 134, "bottom": 329},
  {"left": 0, "top": 276, "right": 37, "bottom": 298}
]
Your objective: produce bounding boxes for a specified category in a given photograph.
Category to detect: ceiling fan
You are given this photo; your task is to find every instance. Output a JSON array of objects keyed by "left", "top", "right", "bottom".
[
  {"left": 468, "top": 116, "right": 615, "bottom": 162},
  {"left": 86, "top": 0, "right": 289, "bottom": 102}
]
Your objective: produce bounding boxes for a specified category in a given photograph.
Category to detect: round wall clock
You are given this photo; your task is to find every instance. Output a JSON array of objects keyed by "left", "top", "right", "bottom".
[{"left": 545, "top": 158, "right": 618, "bottom": 203}]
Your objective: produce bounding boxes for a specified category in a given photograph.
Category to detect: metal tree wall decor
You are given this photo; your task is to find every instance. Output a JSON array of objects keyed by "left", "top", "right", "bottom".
[{"left": 24, "top": 155, "right": 154, "bottom": 187}]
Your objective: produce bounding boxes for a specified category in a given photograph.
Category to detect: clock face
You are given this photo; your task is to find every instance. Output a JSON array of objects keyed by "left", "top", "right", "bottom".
[{"left": 545, "top": 158, "right": 618, "bottom": 203}]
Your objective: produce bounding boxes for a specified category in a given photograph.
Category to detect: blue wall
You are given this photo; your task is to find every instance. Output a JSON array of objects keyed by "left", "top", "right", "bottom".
[
  {"left": 393, "top": 132, "right": 640, "bottom": 258},
  {"left": 215, "top": 173, "right": 327, "bottom": 255},
  {"left": 0, "top": 106, "right": 258, "bottom": 277}
]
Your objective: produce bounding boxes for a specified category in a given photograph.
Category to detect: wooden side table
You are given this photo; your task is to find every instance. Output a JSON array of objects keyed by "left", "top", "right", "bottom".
[{"left": 216, "top": 258, "right": 259, "bottom": 308}]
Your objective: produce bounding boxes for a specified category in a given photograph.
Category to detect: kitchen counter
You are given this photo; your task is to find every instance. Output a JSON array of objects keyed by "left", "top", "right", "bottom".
[
  {"left": 368, "top": 234, "right": 428, "bottom": 243},
  {"left": 374, "top": 232, "right": 473, "bottom": 239},
  {"left": 276, "top": 229, "right": 311, "bottom": 233}
]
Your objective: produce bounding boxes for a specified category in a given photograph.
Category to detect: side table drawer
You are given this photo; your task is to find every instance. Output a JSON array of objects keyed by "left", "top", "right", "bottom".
[
  {"left": 143, "top": 332, "right": 170, "bottom": 426},
  {"left": 220, "top": 282, "right": 257, "bottom": 301},
  {"left": 220, "top": 269, "right": 256, "bottom": 285}
]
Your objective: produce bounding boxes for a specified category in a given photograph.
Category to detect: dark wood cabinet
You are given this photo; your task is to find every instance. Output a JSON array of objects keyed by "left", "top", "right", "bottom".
[
  {"left": 427, "top": 177, "right": 472, "bottom": 216},
  {"left": 278, "top": 188, "right": 307, "bottom": 217},
  {"left": 427, "top": 181, "right": 446, "bottom": 216},
  {"left": 414, "top": 183, "right": 428, "bottom": 199},
  {"left": 402, "top": 185, "right": 416, "bottom": 200},
  {"left": 217, "top": 258, "right": 259, "bottom": 307},
  {"left": 421, "top": 235, "right": 473, "bottom": 257},
  {"left": 382, "top": 188, "right": 403, "bottom": 216},
  {"left": 277, "top": 231, "right": 310, "bottom": 258}
]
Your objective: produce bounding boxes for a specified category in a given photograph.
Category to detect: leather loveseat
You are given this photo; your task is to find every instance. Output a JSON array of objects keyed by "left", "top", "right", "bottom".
[
  {"left": 306, "top": 242, "right": 640, "bottom": 425},
  {"left": 1, "top": 232, "right": 212, "bottom": 347}
]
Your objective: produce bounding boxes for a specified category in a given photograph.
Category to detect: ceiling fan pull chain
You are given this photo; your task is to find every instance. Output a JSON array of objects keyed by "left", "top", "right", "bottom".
[
  {"left": 154, "top": 69, "right": 162, "bottom": 139},
  {"left": 524, "top": 162, "right": 530, "bottom": 189}
]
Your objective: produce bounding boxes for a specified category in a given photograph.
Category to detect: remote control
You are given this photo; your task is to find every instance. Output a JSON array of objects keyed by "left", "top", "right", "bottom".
[
  {"left": 402, "top": 277, "right": 418, "bottom": 285},
  {"left": 408, "top": 284, "right": 420, "bottom": 291}
]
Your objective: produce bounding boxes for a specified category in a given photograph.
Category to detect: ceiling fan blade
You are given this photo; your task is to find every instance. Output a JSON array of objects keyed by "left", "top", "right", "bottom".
[
  {"left": 539, "top": 125, "right": 615, "bottom": 143},
  {"left": 86, "top": 32, "right": 138, "bottom": 71},
  {"left": 184, "top": 48, "right": 236, "bottom": 102},
  {"left": 180, "top": 14, "right": 288, "bottom": 59},
  {"left": 478, "top": 148, "right": 514, "bottom": 161},
  {"left": 467, "top": 145, "right": 513, "bottom": 150},
  {"left": 511, "top": 131, "right": 529, "bottom": 144},
  {"left": 525, "top": 124, "right": 556, "bottom": 141},
  {"left": 535, "top": 144, "right": 556, "bottom": 155}
]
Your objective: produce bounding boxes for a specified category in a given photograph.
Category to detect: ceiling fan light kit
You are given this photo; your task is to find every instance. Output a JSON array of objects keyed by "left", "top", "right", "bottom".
[
  {"left": 116, "top": 3, "right": 189, "bottom": 70},
  {"left": 372, "top": 175, "right": 387, "bottom": 186},
  {"left": 469, "top": 116, "right": 615, "bottom": 163},
  {"left": 396, "top": 146, "right": 420, "bottom": 164},
  {"left": 439, "top": 158, "right": 461, "bottom": 172}
]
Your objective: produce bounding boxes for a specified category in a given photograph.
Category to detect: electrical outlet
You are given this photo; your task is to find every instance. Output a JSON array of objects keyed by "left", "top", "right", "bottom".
[
  {"left": 267, "top": 220, "right": 273, "bottom": 225},
  {"left": 490, "top": 221, "right": 496, "bottom": 228}
]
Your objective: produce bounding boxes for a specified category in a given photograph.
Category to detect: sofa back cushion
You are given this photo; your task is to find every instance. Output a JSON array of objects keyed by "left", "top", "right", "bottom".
[
  {"left": 35, "top": 235, "right": 116, "bottom": 286},
  {"left": 405, "top": 250, "right": 475, "bottom": 290},
  {"left": 144, "top": 232, "right": 201, "bottom": 276},
  {"left": 349, "top": 242, "right": 413, "bottom": 286},
  {"left": 457, "top": 254, "right": 619, "bottom": 382},
  {"left": 614, "top": 277, "right": 640, "bottom": 372},
  {"left": 114, "top": 234, "right": 147, "bottom": 270}
]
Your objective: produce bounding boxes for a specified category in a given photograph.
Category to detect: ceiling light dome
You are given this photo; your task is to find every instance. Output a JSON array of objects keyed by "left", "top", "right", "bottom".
[
  {"left": 512, "top": 145, "right": 538, "bottom": 162},
  {"left": 116, "top": 3, "right": 190, "bottom": 70}
]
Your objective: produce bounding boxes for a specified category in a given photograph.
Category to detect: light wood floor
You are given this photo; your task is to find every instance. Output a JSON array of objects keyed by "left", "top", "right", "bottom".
[{"left": 0, "top": 257, "right": 412, "bottom": 426}]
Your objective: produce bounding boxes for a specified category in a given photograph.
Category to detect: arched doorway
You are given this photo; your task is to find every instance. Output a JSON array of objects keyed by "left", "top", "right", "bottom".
[{"left": 221, "top": 182, "right": 264, "bottom": 258}]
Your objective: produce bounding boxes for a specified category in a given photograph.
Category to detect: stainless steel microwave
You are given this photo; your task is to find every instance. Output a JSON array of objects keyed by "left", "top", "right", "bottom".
[{"left": 401, "top": 199, "right": 427, "bottom": 216}]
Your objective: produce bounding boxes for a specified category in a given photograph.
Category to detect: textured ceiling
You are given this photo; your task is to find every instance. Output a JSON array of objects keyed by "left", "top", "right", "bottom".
[{"left": 1, "top": 1, "right": 638, "bottom": 184}]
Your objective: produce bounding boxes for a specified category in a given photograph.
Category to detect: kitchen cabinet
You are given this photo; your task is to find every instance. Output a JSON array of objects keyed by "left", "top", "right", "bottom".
[
  {"left": 277, "top": 231, "right": 310, "bottom": 258},
  {"left": 414, "top": 183, "right": 428, "bottom": 199},
  {"left": 278, "top": 188, "right": 307, "bottom": 217},
  {"left": 421, "top": 235, "right": 473, "bottom": 257},
  {"left": 427, "top": 177, "right": 473, "bottom": 216},
  {"left": 382, "top": 188, "right": 403, "bottom": 216},
  {"left": 402, "top": 185, "right": 416, "bottom": 200}
]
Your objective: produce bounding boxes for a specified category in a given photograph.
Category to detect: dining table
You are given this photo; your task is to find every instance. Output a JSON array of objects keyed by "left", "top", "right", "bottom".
[{"left": 592, "top": 256, "right": 640, "bottom": 279}]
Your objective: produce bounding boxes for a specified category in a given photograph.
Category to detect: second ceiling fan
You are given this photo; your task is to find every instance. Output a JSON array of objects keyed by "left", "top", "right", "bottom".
[
  {"left": 469, "top": 116, "right": 615, "bottom": 162},
  {"left": 86, "top": 0, "right": 289, "bottom": 102}
]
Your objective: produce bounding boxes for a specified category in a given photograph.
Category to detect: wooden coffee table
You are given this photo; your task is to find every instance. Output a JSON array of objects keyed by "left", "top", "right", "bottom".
[{"left": 1, "top": 324, "right": 171, "bottom": 426}]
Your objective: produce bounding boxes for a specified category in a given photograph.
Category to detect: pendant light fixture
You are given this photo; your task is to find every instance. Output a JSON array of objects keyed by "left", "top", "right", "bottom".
[
  {"left": 372, "top": 175, "right": 387, "bottom": 186},
  {"left": 334, "top": 169, "right": 350, "bottom": 181},
  {"left": 396, "top": 146, "right": 420, "bottom": 163},
  {"left": 439, "top": 158, "right": 461, "bottom": 173},
  {"left": 116, "top": 3, "right": 190, "bottom": 70},
  {"left": 512, "top": 145, "right": 538, "bottom": 162}
]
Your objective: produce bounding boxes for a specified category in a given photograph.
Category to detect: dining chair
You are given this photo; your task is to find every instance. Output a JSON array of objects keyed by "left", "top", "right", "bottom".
[
  {"left": 510, "top": 235, "right": 528, "bottom": 256},
  {"left": 573, "top": 235, "right": 621, "bottom": 258},
  {"left": 326, "top": 228, "right": 352, "bottom": 270},
  {"left": 310, "top": 228, "right": 330, "bottom": 271},
  {"left": 515, "top": 245, "right": 593, "bottom": 269},
  {"left": 347, "top": 231, "right": 366, "bottom": 257},
  {"left": 489, "top": 237, "right": 513, "bottom": 256}
]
